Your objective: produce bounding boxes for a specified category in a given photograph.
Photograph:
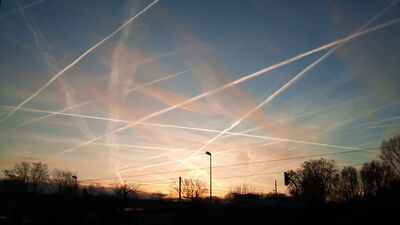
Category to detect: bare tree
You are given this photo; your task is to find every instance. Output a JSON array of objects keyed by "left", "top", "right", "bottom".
[
  {"left": 30, "top": 162, "right": 49, "bottom": 193},
  {"left": 3, "top": 161, "right": 31, "bottom": 192},
  {"left": 172, "top": 178, "right": 207, "bottom": 201},
  {"left": 337, "top": 166, "right": 362, "bottom": 201},
  {"left": 286, "top": 169, "right": 303, "bottom": 199},
  {"left": 229, "top": 184, "right": 257, "bottom": 195},
  {"left": 51, "top": 168, "right": 78, "bottom": 194},
  {"left": 225, "top": 184, "right": 260, "bottom": 203},
  {"left": 3, "top": 161, "right": 31, "bottom": 182},
  {"left": 82, "top": 183, "right": 106, "bottom": 196},
  {"left": 3, "top": 161, "right": 49, "bottom": 193},
  {"left": 380, "top": 135, "right": 400, "bottom": 175},
  {"left": 288, "top": 159, "right": 339, "bottom": 203},
  {"left": 360, "top": 160, "right": 394, "bottom": 196},
  {"left": 112, "top": 181, "right": 140, "bottom": 198}
]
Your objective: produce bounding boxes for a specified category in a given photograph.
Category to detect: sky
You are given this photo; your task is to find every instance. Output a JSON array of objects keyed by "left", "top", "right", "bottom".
[{"left": 0, "top": 0, "right": 399, "bottom": 196}]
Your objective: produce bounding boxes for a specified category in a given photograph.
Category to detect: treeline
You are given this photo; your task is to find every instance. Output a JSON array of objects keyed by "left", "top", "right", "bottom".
[
  {"left": 0, "top": 163, "right": 168, "bottom": 225},
  {"left": 1, "top": 162, "right": 149, "bottom": 199},
  {"left": 2, "top": 162, "right": 78, "bottom": 195},
  {"left": 2, "top": 135, "right": 399, "bottom": 202},
  {"left": 287, "top": 135, "right": 400, "bottom": 203},
  {"left": 0, "top": 135, "right": 399, "bottom": 225}
]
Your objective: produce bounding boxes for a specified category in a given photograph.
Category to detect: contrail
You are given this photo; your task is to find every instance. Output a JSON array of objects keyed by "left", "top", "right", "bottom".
[
  {"left": 96, "top": 143, "right": 195, "bottom": 153},
  {"left": 15, "top": 0, "right": 43, "bottom": 54},
  {"left": 14, "top": 0, "right": 95, "bottom": 139},
  {"left": 0, "top": 104, "right": 367, "bottom": 151},
  {"left": 0, "top": 0, "right": 45, "bottom": 19},
  {"left": 145, "top": 123, "right": 362, "bottom": 150},
  {"left": 175, "top": 0, "right": 399, "bottom": 167},
  {"left": 116, "top": 150, "right": 228, "bottom": 174},
  {"left": 56, "top": 17, "right": 400, "bottom": 155},
  {"left": 19, "top": 68, "right": 191, "bottom": 127},
  {"left": 344, "top": 115, "right": 400, "bottom": 131},
  {"left": 0, "top": 0, "right": 159, "bottom": 125},
  {"left": 116, "top": 147, "right": 240, "bottom": 173},
  {"left": 319, "top": 101, "right": 398, "bottom": 135},
  {"left": 1, "top": 103, "right": 363, "bottom": 172}
]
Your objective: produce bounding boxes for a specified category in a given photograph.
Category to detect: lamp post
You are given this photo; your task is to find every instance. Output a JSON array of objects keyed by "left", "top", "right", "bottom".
[
  {"left": 72, "top": 175, "right": 78, "bottom": 185},
  {"left": 205, "top": 151, "right": 212, "bottom": 203},
  {"left": 71, "top": 175, "right": 78, "bottom": 195}
]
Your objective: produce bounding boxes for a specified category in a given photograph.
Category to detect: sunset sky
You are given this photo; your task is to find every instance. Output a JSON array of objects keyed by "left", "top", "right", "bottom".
[{"left": 0, "top": 0, "right": 399, "bottom": 196}]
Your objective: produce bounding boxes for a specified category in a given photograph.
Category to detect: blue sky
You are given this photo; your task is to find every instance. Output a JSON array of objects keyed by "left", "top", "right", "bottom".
[{"left": 0, "top": 0, "right": 399, "bottom": 195}]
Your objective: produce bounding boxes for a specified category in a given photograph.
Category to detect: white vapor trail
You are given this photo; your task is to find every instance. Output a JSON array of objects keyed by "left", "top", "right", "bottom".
[
  {"left": 19, "top": 68, "right": 191, "bottom": 127},
  {"left": 14, "top": 0, "right": 94, "bottom": 139},
  {"left": 116, "top": 151, "right": 226, "bottom": 174},
  {"left": 320, "top": 102, "right": 398, "bottom": 135},
  {"left": 176, "top": 0, "right": 399, "bottom": 167},
  {"left": 0, "top": 104, "right": 362, "bottom": 151},
  {"left": 56, "top": 17, "right": 400, "bottom": 155},
  {"left": 0, "top": 0, "right": 160, "bottom": 125},
  {"left": 0, "top": 0, "right": 45, "bottom": 19}
]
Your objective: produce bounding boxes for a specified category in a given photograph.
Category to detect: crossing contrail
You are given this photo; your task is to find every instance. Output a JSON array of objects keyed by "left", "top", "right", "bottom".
[
  {"left": 56, "top": 17, "right": 400, "bottom": 156},
  {"left": 19, "top": 68, "right": 191, "bottom": 127},
  {"left": 0, "top": 0, "right": 160, "bottom": 125},
  {"left": 0, "top": 0, "right": 45, "bottom": 19},
  {"left": 94, "top": 142, "right": 194, "bottom": 153},
  {"left": 13, "top": 0, "right": 96, "bottom": 139},
  {"left": 174, "top": 0, "right": 399, "bottom": 167},
  {"left": 0, "top": 104, "right": 362, "bottom": 151}
]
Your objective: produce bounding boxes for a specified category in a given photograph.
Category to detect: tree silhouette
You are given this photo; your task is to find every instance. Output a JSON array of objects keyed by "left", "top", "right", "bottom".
[
  {"left": 227, "top": 184, "right": 257, "bottom": 195},
  {"left": 51, "top": 168, "right": 78, "bottom": 194},
  {"left": 171, "top": 178, "right": 207, "bottom": 201},
  {"left": 302, "top": 159, "right": 339, "bottom": 202},
  {"left": 112, "top": 181, "right": 140, "bottom": 198},
  {"left": 3, "top": 161, "right": 30, "bottom": 181},
  {"left": 3, "top": 161, "right": 49, "bottom": 193},
  {"left": 29, "top": 162, "right": 50, "bottom": 193},
  {"left": 287, "top": 158, "right": 339, "bottom": 203},
  {"left": 360, "top": 160, "right": 394, "bottom": 196},
  {"left": 337, "top": 166, "right": 362, "bottom": 201},
  {"left": 82, "top": 183, "right": 106, "bottom": 196},
  {"left": 380, "top": 135, "right": 400, "bottom": 175},
  {"left": 224, "top": 184, "right": 262, "bottom": 205},
  {"left": 286, "top": 169, "right": 303, "bottom": 199}
]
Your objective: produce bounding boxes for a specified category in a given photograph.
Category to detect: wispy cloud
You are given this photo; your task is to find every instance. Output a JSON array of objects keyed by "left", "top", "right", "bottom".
[
  {"left": 57, "top": 17, "right": 400, "bottom": 157},
  {"left": 13, "top": 0, "right": 94, "bottom": 139},
  {"left": 176, "top": 0, "right": 397, "bottom": 167},
  {"left": 0, "top": 104, "right": 362, "bottom": 151},
  {"left": 2, "top": 1, "right": 399, "bottom": 195},
  {"left": 0, "top": 0, "right": 46, "bottom": 19},
  {"left": 0, "top": 0, "right": 160, "bottom": 125},
  {"left": 330, "top": 0, "right": 400, "bottom": 101}
]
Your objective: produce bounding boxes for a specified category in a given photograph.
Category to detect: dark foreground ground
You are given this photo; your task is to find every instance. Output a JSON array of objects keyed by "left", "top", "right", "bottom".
[{"left": 1, "top": 192, "right": 398, "bottom": 225}]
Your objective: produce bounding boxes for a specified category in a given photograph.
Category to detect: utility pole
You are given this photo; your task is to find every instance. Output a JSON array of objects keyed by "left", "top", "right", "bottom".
[
  {"left": 179, "top": 176, "right": 182, "bottom": 203},
  {"left": 273, "top": 180, "right": 278, "bottom": 205}
]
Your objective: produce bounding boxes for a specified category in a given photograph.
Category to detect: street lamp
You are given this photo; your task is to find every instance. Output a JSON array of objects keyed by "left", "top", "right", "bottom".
[
  {"left": 72, "top": 175, "right": 78, "bottom": 184},
  {"left": 205, "top": 151, "right": 212, "bottom": 203},
  {"left": 71, "top": 175, "right": 78, "bottom": 193}
]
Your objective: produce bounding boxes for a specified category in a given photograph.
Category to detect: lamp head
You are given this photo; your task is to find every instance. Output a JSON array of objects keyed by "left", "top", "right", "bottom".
[{"left": 205, "top": 151, "right": 211, "bottom": 155}]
